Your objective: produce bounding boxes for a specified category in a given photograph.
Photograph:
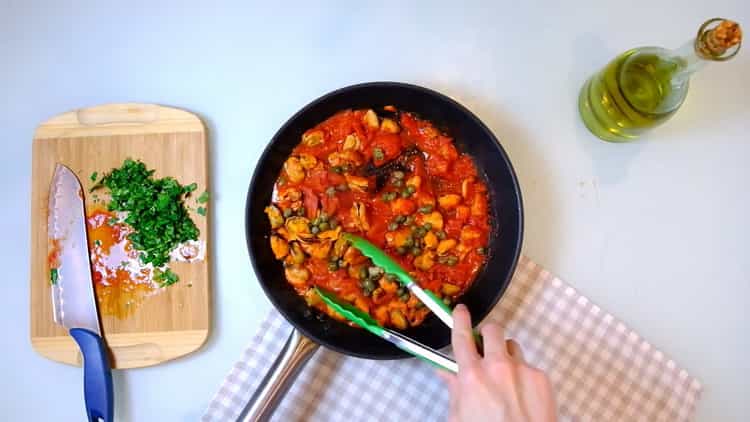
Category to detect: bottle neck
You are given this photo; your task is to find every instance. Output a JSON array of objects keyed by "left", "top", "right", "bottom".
[
  {"left": 669, "top": 18, "right": 742, "bottom": 85},
  {"left": 669, "top": 41, "right": 708, "bottom": 84}
]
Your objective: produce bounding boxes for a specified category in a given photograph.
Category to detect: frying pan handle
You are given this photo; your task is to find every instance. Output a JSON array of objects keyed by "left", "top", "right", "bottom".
[{"left": 237, "top": 329, "right": 319, "bottom": 422}]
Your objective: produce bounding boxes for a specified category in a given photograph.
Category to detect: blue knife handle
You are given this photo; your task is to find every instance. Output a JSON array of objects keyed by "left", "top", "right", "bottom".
[{"left": 70, "top": 328, "right": 114, "bottom": 422}]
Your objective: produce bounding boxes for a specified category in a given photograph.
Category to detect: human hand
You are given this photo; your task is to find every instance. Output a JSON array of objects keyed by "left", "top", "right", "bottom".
[{"left": 438, "top": 304, "right": 556, "bottom": 422}]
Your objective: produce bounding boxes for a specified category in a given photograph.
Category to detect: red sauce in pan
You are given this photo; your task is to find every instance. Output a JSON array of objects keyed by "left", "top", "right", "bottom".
[{"left": 265, "top": 108, "right": 490, "bottom": 329}]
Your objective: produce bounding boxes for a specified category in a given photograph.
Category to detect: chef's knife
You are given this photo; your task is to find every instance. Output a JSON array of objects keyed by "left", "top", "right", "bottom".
[{"left": 48, "top": 164, "right": 113, "bottom": 422}]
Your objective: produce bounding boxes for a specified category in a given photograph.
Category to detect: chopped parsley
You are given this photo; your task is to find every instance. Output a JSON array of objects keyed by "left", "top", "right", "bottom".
[
  {"left": 95, "top": 159, "right": 200, "bottom": 275},
  {"left": 197, "top": 206, "right": 206, "bottom": 216},
  {"left": 90, "top": 171, "right": 98, "bottom": 182},
  {"left": 154, "top": 268, "right": 179, "bottom": 287},
  {"left": 197, "top": 191, "right": 209, "bottom": 204},
  {"left": 94, "top": 239, "right": 102, "bottom": 247},
  {"left": 50, "top": 268, "right": 58, "bottom": 285}
]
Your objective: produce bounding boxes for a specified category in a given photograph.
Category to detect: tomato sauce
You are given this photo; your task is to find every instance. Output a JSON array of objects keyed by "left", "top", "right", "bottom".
[
  {"left": 86, "top": 207, "right": 156, "bottom": 319},
  {"left": 265, "top": 108, "right": 490, "bottom": 330}
]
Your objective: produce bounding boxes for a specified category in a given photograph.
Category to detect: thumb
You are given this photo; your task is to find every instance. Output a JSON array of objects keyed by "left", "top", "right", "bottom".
[{"left": 436, "top": 369, "right": 457, "bottom": 391}]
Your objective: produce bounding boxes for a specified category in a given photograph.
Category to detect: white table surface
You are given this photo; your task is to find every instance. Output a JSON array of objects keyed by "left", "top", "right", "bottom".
[{"left": 1, "top": 1, "right": 748, "bottom": 420}]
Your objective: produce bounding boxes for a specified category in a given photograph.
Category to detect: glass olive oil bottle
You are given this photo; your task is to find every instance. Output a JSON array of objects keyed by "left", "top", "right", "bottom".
[{"left": 579, "top": 18, "right": 742, "bottom": 142}]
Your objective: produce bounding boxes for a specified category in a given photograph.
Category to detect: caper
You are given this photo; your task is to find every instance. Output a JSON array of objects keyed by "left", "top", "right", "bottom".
[
  {"left": 312, "top": 217, "right": 321, "bottom": 225},
  {"left": 403, "top": 216, "right": 414, "bottom": 225},
  {"left": 388, "top": 222, "right": 399, "bottom": 231},
  {"left": 373, "top": 148, "right": 385, "bottom": 161},
  {"left": 435, "top": 230, "right": 446, "bottom": 240},
  {"left": 403, "top": 237, "right": 414, "bottom": 247},
  {"left": 423, "top": 223, "right": 432, "bottom": 231},
  {"left": 401, "top": 190, "right": 411, "bottom": 198},
  {"left": 395, "top": 215, "right": 406, "bottom": 224},
  {"left": 382, "top": 192, "right": 393, "bottom": 202},
  {"left": 386, "top": 273, "right": 398, "bottom": 281},
  {"left": 414, "top": 227, "right": 427, "bottom": 238},
  {"left": 406, "top": 185, "right": 416, "bottom": 194},
  {"left": 332, "top": 166, "right": 343, "bottom": 174},
  {"left": 328, "top": 261, "right": 339, "bottom": 271},
  {"left": 393, "top": 179, "right": 404, "bottom": 187},
  {"left": 283, "top": 208, "right": 293, "bottom": 218},
  {"left": 362, "top": 279, "right": 376, "bottom": 291},
  {"left": 437, "top": 256, "right": 449, "bottom": 264},
  {"left": 396, "top": 287, "right": 407, "bottom": 296},
  {"left": 411, "top": 247, "right": 422, "bottom": 256},
  {"left": 419, "top": 204, "right": 433, "bottom": 214},
  {"left": 392, "top": 170, "right": 405, "bottom": 179},
  {"left": 318, "top": 221, "right": 330, "bottom": 231},
  {"left": 446, "top": 256, "right": 458, "bottom": 266},
  {"left": 400, "top": 293, "right": 410, "bottom": 302},
  {"left": 368, "top": 266, "right": 383, "bottom": 278},
  {"left": 396, "top": 246, "right": 407, "bottom": 255},
  {"left": 296, "top": 207, "right": 305, "bottom": 216}
]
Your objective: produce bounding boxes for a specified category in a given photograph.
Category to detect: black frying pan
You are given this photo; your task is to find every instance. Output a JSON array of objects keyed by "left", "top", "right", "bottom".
[{"left": 240, "top": 82, "right": 523, "bottom": 421}]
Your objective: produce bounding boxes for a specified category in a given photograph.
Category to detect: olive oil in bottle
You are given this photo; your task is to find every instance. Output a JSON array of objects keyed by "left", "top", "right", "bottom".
[{"left": 579, "top": 18, "right": 742, "bottom": 142}]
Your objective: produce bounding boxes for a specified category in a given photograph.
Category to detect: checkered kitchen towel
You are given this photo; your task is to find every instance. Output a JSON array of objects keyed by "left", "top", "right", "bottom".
[{"left": 203, "top": 256, "right": 702, "bottom": 421}]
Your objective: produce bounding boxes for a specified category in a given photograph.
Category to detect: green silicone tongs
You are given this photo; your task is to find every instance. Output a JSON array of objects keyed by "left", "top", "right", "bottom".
[
  {"left": 314, "top": 287, "right": 458, "bottom": 373},
  {"left": 343, "top": 233, "right": 483, "bottom": 351},
  {"left": 343, "top": 233, "right": 455, "bottom": 327}
]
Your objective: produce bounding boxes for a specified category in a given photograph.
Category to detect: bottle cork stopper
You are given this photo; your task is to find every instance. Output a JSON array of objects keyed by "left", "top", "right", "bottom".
[{"left": 696, "top": 19, "right": 742, "bottom": 60}]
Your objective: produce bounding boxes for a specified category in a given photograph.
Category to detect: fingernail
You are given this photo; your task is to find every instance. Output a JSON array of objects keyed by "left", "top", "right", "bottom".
[{"left": 454, "top": 304, "right": 466, "bottom": 312}]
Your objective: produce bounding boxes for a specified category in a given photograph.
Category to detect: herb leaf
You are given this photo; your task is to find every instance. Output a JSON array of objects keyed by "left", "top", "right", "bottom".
[
  {"left": 50, "top": 268, "right": 58, "bottom": 285},
  {"left": 154, "top": 268, "right": 179, "bottom": 287},
  {"left": 90, "top": 171, "right": 98, "bottom": 183},
  {"left": 99, "top": 159, "right": 200, "bottom": 272},
  {"left": 197, "top": 191, "right": 209, "bottom": 204},
  {"left": 197, "top": 206, "right": 206, "bottom": 216}
]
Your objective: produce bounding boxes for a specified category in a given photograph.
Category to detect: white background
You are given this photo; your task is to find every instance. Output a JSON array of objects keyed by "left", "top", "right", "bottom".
[{"left": 1, "top": 1, "right": 748, "bottom": 420}]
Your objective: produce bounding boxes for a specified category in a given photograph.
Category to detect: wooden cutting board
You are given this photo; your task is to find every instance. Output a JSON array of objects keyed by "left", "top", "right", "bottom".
[{"left": 30, "top": 103, "right": 210, "bottom": 369}]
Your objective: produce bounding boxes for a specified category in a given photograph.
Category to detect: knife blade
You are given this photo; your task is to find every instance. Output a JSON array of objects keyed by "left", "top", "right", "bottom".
[
  {"left": 48, "top": 164, "right": 114, "bottom": 422},
  {"left": 48, "top": 164, "right": 101, "bottom": 335}
]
